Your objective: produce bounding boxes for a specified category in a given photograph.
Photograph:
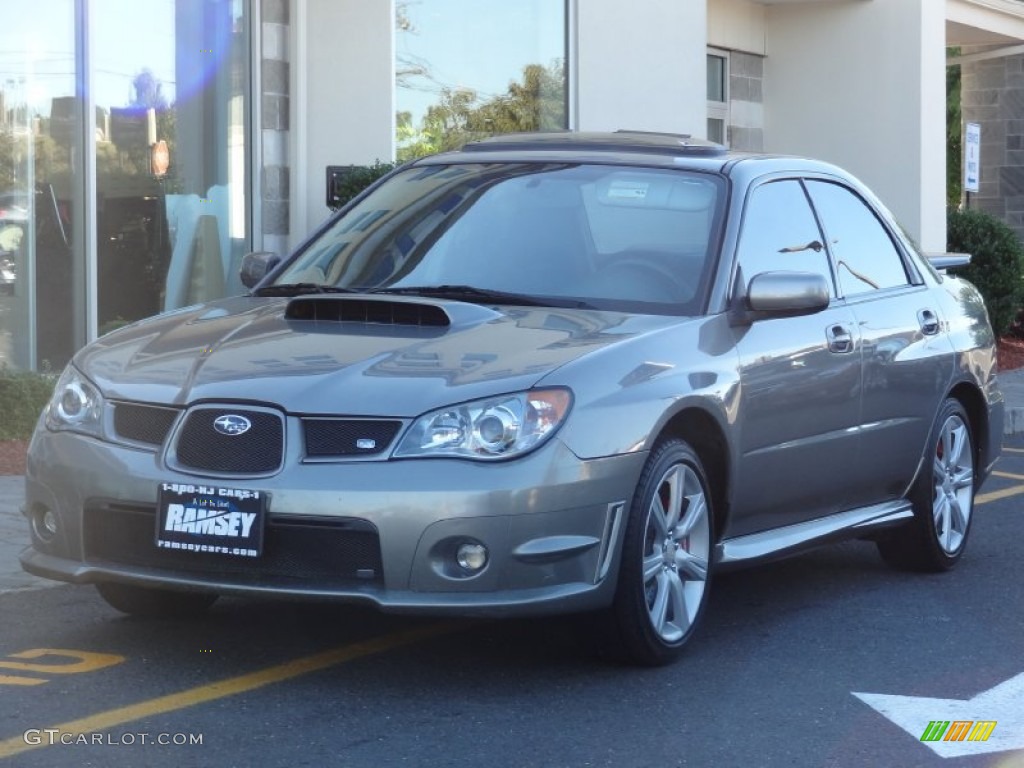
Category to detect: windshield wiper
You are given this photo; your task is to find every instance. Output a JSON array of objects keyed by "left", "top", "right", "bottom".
[
  {"left": 373, "top": 285, "right": 594, "bottom": 309},
  {"left": 253, "top": 283, "right": 360, "bottom": 297}
]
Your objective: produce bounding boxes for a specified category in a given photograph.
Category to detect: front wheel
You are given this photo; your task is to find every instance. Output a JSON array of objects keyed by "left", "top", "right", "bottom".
[
  {"left": 602, "top": 438, "right": 714, "bottom": 666},
  {"left": 878, "top": 398, "right": 977, "bottom": 572}
]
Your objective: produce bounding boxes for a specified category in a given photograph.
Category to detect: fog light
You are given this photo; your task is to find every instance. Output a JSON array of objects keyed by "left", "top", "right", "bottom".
[
  {"left": 32, "top": 506, "right": 57, "bottom": 542},
  {"left": 456, "top": 542, "right": 488, "bottom": 572}
]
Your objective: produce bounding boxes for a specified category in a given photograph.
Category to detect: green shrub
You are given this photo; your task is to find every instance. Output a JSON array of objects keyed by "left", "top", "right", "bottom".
[
  {"left": 0, "top": 368, "right": 55, "bottom": 440},
  {"left": 947, "top": 208, "right": 1024, "bottom": 336},
  {"left": 328, "top": 161, "right": 396, "bottom": 210}
]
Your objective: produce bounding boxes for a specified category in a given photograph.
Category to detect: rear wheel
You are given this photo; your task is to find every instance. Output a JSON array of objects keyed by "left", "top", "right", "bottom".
[
  {"left": 878, "top": 398, "right": 976, "bottom": 572},
  {"left": 601, "top": 438, "right": 713, "bottom": 666},
  {"left": 95, "top": 582, "right": 218, "bottom": 617}
]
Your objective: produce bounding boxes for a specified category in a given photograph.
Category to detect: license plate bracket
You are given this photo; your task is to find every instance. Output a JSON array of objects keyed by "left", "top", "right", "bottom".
[{"left": 156, "top": 483, "right": 265, "bottom": 558}]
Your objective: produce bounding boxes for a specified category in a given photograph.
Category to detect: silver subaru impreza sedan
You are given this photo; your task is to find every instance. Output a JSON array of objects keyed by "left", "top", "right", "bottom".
[{"left": 21, "top": 132, "right": 1003, "bottom": 665}]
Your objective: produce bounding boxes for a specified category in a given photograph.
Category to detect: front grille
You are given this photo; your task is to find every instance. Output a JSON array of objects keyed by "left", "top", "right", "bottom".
[
  {"left": 303, "top": 419, "right": 402, "bottom": 457},
  {"left": 174, "top": 407, "right": 283, "bottom": 474},
  {"left": 83, "top": 502, "right": 383, "bottom": 587},
  {"left": 113, "top": 403, "right": 179, "bottom": 446}
]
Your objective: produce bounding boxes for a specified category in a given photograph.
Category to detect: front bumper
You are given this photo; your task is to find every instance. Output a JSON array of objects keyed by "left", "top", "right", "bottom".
[{"left": 21, "top": 429, "right": 645, "bottom": 617}]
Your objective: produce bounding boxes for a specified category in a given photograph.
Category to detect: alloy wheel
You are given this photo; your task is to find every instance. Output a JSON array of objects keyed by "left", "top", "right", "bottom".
[
  {"left": 931, "top": 413, "right": 974, "bottom": 555},
  {"left": 641, "top": 462, "right": 711, "bottom": 643}
]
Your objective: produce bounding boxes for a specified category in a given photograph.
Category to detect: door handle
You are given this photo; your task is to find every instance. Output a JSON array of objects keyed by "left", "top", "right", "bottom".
[
  {"left": 826, "top": 323, "right": 854, "bottom": 354},
  {"left": 918, "top": 309, "right": 940, "bottom": 335}
]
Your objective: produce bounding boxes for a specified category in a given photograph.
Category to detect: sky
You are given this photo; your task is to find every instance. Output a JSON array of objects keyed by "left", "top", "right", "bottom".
[
  {"left": 395, "top": 0, "right": 565, "bottom": 126},
  {"left": 0, "top": 0, "right": 564, "bottom": 130},
  {"left": 0, "top": 0, "right": 203, "bottom": 118}
]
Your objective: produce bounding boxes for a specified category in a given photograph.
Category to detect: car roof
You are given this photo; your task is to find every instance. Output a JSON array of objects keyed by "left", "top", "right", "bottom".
[
  {"left": 463, "top": 130, "right": 727, "bottom": 156},
  {"left": 411, "top": 130, "right": 847, "bottom": 179}
]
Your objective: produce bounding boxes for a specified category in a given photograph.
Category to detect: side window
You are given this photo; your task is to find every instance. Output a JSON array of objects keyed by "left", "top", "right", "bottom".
[
  {"left": 805, "top": 181, "right": 910, "bottom": 296},
  {"left": 736, "top": 180, "right": 833, "bottom": 295}
]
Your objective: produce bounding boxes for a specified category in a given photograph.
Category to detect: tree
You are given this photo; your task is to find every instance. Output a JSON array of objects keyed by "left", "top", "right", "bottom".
[
  {"left": 102, "top": 69, "right": 176, "bottom": 185},
  {"left": 947, "top": 207, "right": 1024, "bottom": 336},
  {"left": 466, "top": 62, "right": 566, "bottom": 134},
  {"left": 396, "top": 110, "right": 439, "bottom": 160},
  {"left": 395, "top": 2, "right": 439, "bottom": 93},
  {"left": 0, "top": 129, "right": 17, "bottom": 191},
  {"left": 130, "top": 69, "right": 168, "bottom": 111},
  {"left": 396, "top": 60, "right": 567, "bottom": 162},
  {"left": 947, "top": 48, "right": 962, "bottom": 209}
]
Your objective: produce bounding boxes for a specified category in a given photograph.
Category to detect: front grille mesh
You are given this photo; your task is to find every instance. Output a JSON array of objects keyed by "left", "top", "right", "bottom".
[
  {"left": 175, "top": 408, "right": 283, "bottom": 474},
  {"left": 303, "top": 419, "right": 402, "bottom": 457},
  {"left": 83, "top": 502, "right": 383, "bottom": 586},
  {"left": 128, "top": 401, "right": 405, "bottom": 469},
  {"left": 113, "top": 403, "right": 179, "bottom": 446}
]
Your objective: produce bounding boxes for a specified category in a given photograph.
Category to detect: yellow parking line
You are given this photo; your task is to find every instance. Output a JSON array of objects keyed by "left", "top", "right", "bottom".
[
  {"left": 0, "top": 676, "right": 46, "bottom": 687},
  {"left": 0, "top": 623, "right": 455, "bottom": 760},
  {"left": 977, "top": 484, "right": 1024, "bottom": 505},
  {"left": 992, "top": 470, "right": 1024, "bottom": 481}
]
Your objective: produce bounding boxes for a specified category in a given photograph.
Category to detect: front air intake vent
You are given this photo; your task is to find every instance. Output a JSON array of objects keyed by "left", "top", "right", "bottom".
[
  {"left": 113, "top": 402, "right": 179, "bottom": 446},
  {"left": 303, "top": 418, "right": 402, "bottom": 458},
  {"left": 285, "top": 297, "right": 451, "bottom": 327}
]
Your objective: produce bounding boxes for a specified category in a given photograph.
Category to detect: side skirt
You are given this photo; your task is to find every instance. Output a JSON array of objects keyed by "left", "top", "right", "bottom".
[{"left": 714, "top": 500, "right": 913, "bottom": 571}]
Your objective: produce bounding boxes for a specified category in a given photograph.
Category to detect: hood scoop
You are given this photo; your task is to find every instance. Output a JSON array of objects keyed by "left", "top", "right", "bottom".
[{"left": 284, "top": 296, "right": 452, "bottom": 327}]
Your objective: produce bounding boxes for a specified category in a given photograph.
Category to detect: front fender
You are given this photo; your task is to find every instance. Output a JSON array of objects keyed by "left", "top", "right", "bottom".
[{"left": 541, "top": 315, "right": 740, "bottom": 460}]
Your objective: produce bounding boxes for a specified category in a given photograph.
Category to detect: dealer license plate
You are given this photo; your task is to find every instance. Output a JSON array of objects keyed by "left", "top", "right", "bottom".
[{"left": 156, "top": 483, "right": 265, "bottom": 558}]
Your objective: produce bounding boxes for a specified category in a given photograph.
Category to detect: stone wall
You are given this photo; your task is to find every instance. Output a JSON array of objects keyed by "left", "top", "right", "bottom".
[
  {"left": 961, "top": 52, "right": 1024, "bottom": 241},
  {"left": 729, "top": 51, "right": 764, "bottom": 152}
]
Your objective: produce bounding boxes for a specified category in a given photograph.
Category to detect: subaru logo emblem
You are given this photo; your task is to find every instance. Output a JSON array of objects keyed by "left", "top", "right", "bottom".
[{"left": 213, "top": 414, "right": 251, "bottom": 436}]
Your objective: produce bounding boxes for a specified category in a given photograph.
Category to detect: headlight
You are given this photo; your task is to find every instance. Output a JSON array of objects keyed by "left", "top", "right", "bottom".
[
  {"left": 394, "top": 388, "right": 572, "bottom": 460},
  {"left": 45, "top": 365, "right": 105, "bottom": 437}
]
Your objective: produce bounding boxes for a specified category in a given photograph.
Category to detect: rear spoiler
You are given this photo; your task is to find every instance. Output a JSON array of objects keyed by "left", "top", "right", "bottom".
[{"left": 925, "top": 252, "right": 971, "bottom": 272}]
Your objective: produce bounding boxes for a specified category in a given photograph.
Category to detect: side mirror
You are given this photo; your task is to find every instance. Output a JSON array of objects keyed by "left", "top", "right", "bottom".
[
  {"left": 925, "top": 252, "right": 971, "bottom": 273},
  {"left": 741, "top": 271, "right": 830, "bottom": 318},
  {"left": 240, "top": 251, "right": 280, "bottom": 289}
]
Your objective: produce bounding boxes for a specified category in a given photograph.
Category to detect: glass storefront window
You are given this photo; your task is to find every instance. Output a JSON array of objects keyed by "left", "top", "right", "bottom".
[
  {"left": 395, "top": 0, "right": 568, "bottom": 162},
  {"left": 93, "top": 0, "right": 250, "bottom": 330},
  {"left": 0, "top": 2, "right": 83, "bottom": 371},
  {"left": 0, "top": 0, "right": 250, "bottom": 373}
]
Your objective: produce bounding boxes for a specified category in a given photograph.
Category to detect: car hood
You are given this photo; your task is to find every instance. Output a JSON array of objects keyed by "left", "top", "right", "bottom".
[{"left": 77, "top": 295, "right": 688, "bottom": 416}]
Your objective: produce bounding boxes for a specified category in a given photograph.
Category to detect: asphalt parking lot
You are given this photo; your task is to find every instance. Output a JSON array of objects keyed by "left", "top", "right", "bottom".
[{"left": 0, "top": 441, "right": 1022, "bottom": 768}]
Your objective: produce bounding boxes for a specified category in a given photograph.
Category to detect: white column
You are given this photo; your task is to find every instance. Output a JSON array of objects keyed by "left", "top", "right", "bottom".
[
  {"left": 575, "top": 0, "right": 707, "bottom": 137},
  {"left": 764, "top": 0, "right": 947, "bottom": 253},
  {"left": 296, "top": 0, "right": 395, "bottom": 237}
]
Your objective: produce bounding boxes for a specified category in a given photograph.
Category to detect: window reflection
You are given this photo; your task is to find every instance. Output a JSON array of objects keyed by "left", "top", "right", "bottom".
[
  {"left": 395, "top": 0, "right": 568, "bottom": 161},
  {"left": 95, "top": 0, "right": 250, "bottom": 332},
  {"left": 0, "top": 0, "right": 249, "bottom": 372},
  {"left": 737, "top": 180, "right": 834, "bottom": 295},
  {"left": 805, "top": 180, "right": 910, "bottom": 296},
  {"left": 277, "top": 164, "right": 723, "bottom": 314},
  {"left": 0, "top": 2, "right": 81, "bottom": 371}
]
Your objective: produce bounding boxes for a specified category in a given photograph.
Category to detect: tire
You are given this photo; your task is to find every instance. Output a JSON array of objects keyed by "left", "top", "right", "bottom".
[
  {"left": 95, "top": 582, "right": 218, "bottom": 618},
  {"left": 877, "top": 398, "right": 976, "bottom": 572},
  {"left": 601, "top": 438, "right": 714, "bottom": 666}
]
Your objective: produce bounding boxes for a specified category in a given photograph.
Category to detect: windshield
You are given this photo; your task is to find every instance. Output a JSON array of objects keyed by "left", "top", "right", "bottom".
[{"left": 274, "top": 163, "right": 726, "bottom": 315}]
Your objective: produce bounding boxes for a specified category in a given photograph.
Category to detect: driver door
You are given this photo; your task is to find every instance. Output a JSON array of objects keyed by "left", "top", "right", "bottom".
[{"left": 728, "top": 179, "right": 863, "bottom": 537}]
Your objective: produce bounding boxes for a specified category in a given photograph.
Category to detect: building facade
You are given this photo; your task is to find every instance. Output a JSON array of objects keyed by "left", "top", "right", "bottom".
[
  {"left": 1, "top": 0, "right": 1022, "bottom": 372},
  {"left": 959, "top": 45, "right": 1024, "bottom": 239}
]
